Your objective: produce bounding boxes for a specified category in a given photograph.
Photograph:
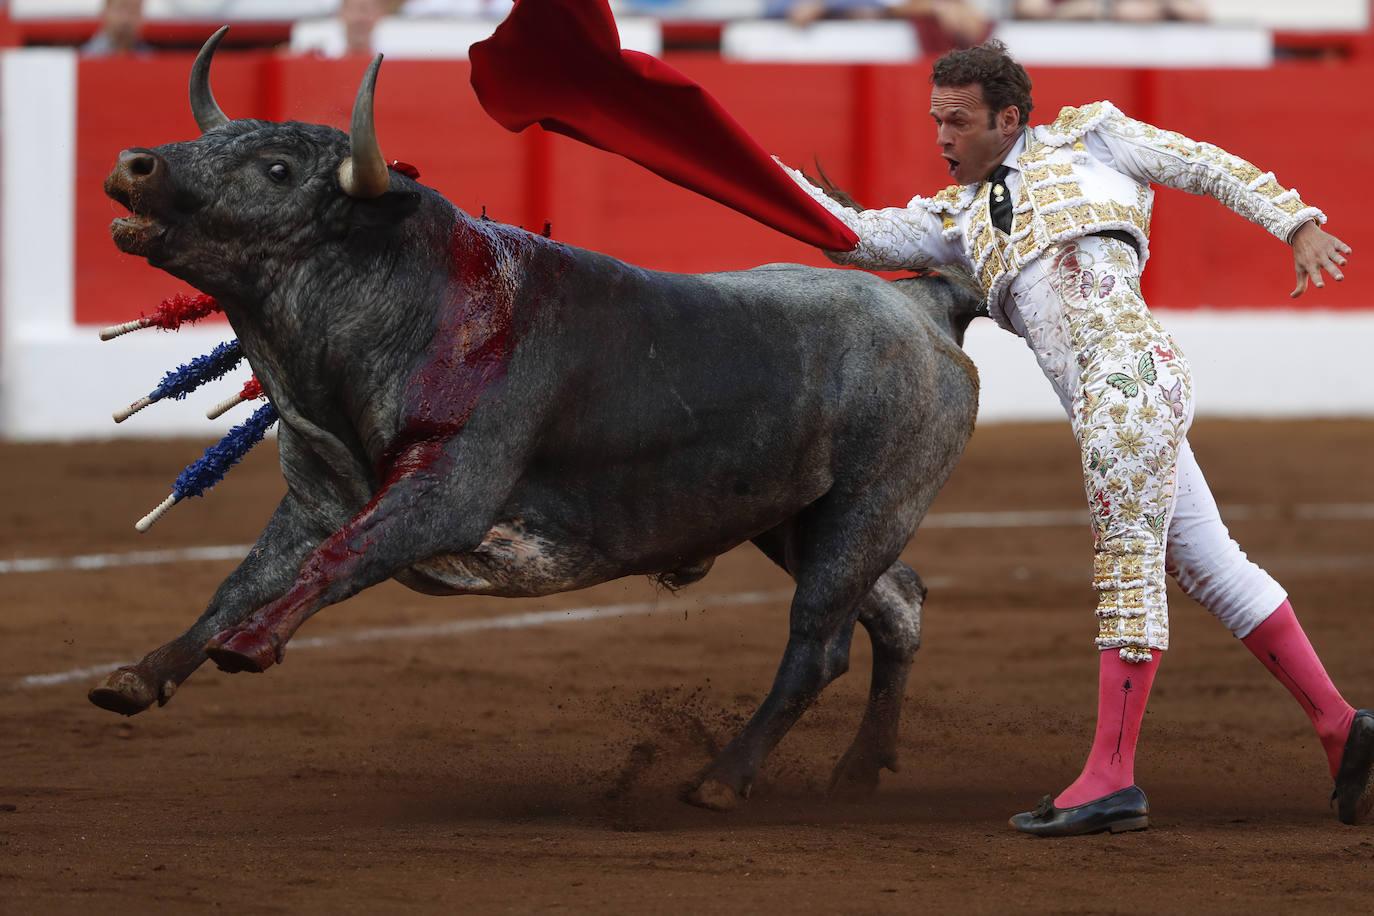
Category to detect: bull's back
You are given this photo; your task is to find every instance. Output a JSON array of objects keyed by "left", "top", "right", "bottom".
[
  {"left": 503, "top": 255, "right": 960, "bottom": 563},
  {"left": 536, "top": 256, "right": 941, "bottom": 459}
]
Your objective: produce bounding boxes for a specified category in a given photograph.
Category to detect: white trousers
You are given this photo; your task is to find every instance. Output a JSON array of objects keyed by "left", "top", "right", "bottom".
[{"left": 1005, "top": 236, "right": 1285, "bottom": 653}]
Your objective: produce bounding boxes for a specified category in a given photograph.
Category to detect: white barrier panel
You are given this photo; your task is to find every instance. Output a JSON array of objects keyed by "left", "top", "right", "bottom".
[
  {"left": 964, "top": 310, "right": 1374, "bottom": 423},
  {"left": 721, "top": 20, "right": 920, "bottom": 63},
  {"left": 992, "top": 21, "right": 1274, "bottom": 69},
  {"left": 1204, "top": 0, "right": 1369, "bottom": 31},
  {"left": 291, "top": 14, "right": 662, "bottom": 59},
  {"left": 0, "top": 49, "right": 251, "bottom": 441},
  {"left": 10, "top": 0, "right": 337, "bottom": 19}
]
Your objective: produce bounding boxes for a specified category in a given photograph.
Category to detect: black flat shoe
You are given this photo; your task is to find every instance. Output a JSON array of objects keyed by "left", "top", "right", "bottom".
[
  {"left": 1009, "top": 785, "right": 1149, "bottom": 837},
  {"left": 1334, "top": 709, "right": 1374, "bottom": 825}
]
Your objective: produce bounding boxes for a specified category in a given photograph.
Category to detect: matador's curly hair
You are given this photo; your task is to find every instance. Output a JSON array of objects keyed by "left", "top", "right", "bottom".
[{"left": 931, "top": 39, "right": 1034, "bottom": 128}]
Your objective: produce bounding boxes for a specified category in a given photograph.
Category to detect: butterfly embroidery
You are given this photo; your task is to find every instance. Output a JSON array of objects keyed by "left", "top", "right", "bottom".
[
  {"left": 1146, "top": 511, "right": 1168, "bottom": 540},
  {"left": 1142, "top": 447, "right": 1169, "bottom": 476},
  {"left": 1080, "top": 269, "right": 1116, "bottom": 299},
  {"left": 1157, "top": 379, "right": 1185, "bottom": 418},
  {"left": 1153, "top": 344, "right": 1175, "bottom": 362},
  {"left": 1106, "top": 352, "right": 1157, "bottom": 398},
  {"left": 1088, "top": 447, "right": 1118, "bottom": 477}
]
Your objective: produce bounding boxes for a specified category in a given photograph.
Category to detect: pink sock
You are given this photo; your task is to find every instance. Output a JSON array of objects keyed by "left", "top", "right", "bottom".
[
  {"left": 1055, "top": 649, "right": 1160, "bottom": 809},
  {"left": 1241, "top": 600, "right": 1355, "bottom": 779}
]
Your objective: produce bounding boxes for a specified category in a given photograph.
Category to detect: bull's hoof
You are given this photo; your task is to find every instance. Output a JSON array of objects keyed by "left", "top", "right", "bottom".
[
  {"left": 683, "top": 778, "right": 743, "bottom": 812},
  {"left": 88, "top": 666, "right": 159, "bottom": 716},
  {"left": 828, "top": 743, "right": 898, "bottom": 797},
  {"left": 205, "top": 629, "right": 278, "bottom": 674}
]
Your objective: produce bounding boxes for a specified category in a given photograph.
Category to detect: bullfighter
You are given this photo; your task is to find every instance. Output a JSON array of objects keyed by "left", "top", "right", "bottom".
[{"left": 777, "top": 38, "right": 1368, "bottom": 836}]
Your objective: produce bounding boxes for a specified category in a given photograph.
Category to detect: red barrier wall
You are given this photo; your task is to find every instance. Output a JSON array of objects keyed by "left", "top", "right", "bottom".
[{"left": 76, "top": 53, "right": 1374, "bottom": 326}]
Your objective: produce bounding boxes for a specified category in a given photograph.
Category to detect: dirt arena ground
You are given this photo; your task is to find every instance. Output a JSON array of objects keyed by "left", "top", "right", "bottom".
[{"left": 2, "top": 419, "right": 1372, "bottom": 914}]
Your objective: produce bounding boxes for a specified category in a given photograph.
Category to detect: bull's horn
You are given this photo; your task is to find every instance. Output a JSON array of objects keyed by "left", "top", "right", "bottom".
[
  {"left": 189, "top": 26, "right": 231, "bottom": 133},
  {"left": 338, "top": 55, "right": 390, "bottom": 199}
]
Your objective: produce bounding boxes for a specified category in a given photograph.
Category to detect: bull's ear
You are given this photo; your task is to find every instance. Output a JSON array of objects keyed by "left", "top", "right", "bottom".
[{"left": 348, "top": 187, "right": 421, "bottom": 228}]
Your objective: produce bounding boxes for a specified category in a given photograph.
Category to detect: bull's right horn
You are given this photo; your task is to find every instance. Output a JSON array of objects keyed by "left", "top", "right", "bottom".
[
  {"left": 337, "top": 55, "right": 390, "bottom": 199},
  {"left": 189, "top": 26, "right": 232, "bottom": 133}
]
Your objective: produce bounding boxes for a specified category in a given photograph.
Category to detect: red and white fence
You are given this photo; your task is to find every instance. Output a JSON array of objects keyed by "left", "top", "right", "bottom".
[{"left": 3, "top": 47, "right": 1372, "bottom": 439}]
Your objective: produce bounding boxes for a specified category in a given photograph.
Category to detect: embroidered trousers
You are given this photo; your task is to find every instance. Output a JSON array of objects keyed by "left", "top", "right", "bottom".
[{"left": 1005, "top": 236, "right": 1286, "bottom": 661}]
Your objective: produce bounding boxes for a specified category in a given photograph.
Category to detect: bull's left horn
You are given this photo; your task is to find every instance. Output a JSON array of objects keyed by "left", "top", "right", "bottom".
[
  {"left": 338, "top": 55, "right": 389, "bottom": 199},
  {"left": 189, "top": 26, "right": 232, "bottom": 133}
]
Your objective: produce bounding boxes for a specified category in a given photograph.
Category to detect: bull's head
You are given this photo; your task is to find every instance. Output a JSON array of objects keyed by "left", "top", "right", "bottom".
[{"left": 105, "top": 26, "right": 420, "bottom": 300}]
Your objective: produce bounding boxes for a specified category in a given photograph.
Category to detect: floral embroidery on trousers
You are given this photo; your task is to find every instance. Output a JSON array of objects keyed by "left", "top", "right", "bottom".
[{"left": 1041, "top": 238, "right": 1194, "bottom": 662}]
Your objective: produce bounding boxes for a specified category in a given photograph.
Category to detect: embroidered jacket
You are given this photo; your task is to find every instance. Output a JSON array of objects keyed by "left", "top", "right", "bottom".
[{"left": 784, "top": 100, "right": 1325, "bottom": 330}]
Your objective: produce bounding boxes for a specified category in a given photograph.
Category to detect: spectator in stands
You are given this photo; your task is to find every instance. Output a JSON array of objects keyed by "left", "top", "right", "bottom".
[
  {"left": 1013, "top": 0, "right": 1208, "bottom": 20},
  {"left": 396, "top": 0, "right": 514, "bottom": 17},
  {"left": 889, "top": 0, "right": 991, "bottom": 50},
  {"left": 765, "top": 0, "right": 989, "bottom": 50},
  {"left": 765, "top": 0, "right": 888, "bottom": 27},
  {"left": 340, "top": 0, "right": 387, "bottom": 55},
  {"left": 82, "top": 0, "right": 151, "bottom": 56}
]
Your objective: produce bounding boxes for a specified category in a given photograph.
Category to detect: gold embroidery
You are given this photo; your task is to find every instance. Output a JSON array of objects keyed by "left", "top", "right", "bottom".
[
  {"left": 1044, "top": 209, "right": 1076, "bottom": 235},
  {"left": 933, "top": 185, "right": 962, "bottom": 207},
  {"left": 1051, "top": 101, "right": 1106, "bottom": 135}
]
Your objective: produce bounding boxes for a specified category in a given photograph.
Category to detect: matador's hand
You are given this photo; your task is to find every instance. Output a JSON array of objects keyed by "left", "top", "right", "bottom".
[{"left": 1290, "top": 220, "right": 1351, "bottom": 299}]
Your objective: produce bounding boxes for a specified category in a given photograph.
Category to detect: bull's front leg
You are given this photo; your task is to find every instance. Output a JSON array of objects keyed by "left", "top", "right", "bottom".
[
  {"left": 203, "top": 439, "right": 496, "bottom": 673},
  {"left": 88, "top": 492, "right": 325, "bottom": 715}
]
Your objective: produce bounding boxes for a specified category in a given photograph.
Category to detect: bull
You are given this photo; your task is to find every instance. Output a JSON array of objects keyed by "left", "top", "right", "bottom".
[{"left": 88, "top": 29, "right": 982, "bottom": 811}]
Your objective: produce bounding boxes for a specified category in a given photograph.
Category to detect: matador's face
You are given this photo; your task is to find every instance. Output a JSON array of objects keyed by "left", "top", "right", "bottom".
[{"left": 930, "top": 83, "right": 1022, "bottom": 186}]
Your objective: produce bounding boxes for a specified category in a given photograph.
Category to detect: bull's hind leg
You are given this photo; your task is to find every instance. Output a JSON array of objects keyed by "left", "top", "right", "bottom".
[
  {"left": 685, "top": 510, "right": 907, "bottom": 811},
  {"left": 829, "top": 561, "right": 925, "bottom": 794}
]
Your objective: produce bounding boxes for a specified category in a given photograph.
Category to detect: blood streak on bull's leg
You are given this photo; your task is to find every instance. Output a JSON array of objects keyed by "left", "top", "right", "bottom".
[{"left": 205, "top": 223, "right": 528, "bottom": 672}]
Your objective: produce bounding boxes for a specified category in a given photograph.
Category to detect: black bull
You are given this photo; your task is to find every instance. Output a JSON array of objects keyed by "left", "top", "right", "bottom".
[{"left": 88, "top": 31, "right": 983, "bottom": 810}]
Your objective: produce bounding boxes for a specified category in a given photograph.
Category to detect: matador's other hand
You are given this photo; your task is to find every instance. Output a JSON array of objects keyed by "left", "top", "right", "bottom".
[{"left": 1291, "top": 220, "right": 1351, "bottom": 299}]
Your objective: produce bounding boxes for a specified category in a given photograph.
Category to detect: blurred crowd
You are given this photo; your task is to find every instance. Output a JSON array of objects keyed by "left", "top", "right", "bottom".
[{"left": 73, "top": 0, "right": 1219, "bottom": 59}]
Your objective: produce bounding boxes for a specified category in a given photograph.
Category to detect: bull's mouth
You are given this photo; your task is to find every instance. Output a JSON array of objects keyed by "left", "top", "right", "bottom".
[
  {"left": 105, "top": 173, "right": 168, "bottom": 257},
  {"left": 110, "top": 212, "right": 165, "bottom": 255}
]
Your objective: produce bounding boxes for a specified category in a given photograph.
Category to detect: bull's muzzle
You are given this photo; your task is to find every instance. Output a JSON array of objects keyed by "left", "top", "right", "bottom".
[{"left": 106, "top": 148, "right": 171, "bottom": 255}]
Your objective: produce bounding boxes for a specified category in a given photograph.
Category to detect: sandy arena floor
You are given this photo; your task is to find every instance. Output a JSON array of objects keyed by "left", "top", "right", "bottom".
[{"left": 2, "top": 419, "right": 1373, "bottom": 913}]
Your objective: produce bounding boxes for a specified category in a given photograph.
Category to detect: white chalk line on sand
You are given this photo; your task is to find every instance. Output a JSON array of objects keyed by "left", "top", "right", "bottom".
[
  {"left": 7, "top": 501, "right": 1372, "bottom": 692},
  {"left": 0, "top": 544, "right": 253, "bottom": 575},
  {"left": 11, "top": 588, "right": 799, "bottom": 691},
  {"left": 4, "top": 501, "right": 1372, "bottom": 578}
]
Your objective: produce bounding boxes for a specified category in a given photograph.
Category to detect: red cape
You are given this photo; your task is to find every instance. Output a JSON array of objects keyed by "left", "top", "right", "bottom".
[{"left": 468, "top": 0, "right": 858, "bottom": 252}]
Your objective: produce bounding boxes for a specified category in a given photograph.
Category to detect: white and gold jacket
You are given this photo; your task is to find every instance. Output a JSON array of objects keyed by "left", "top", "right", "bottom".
[{"left": 783, "top": 100, "right": 1325, "bottom": 331}]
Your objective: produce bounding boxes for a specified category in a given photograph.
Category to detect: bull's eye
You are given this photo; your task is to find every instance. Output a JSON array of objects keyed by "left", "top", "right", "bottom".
[{"left": 266, "top": 162, "right": 290, "bottom": 183}]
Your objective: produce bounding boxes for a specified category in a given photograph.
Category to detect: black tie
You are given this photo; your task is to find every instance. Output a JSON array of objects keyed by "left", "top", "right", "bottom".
[{"left": 988, "top": 165, "right": 1013, "bottom": 234}]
